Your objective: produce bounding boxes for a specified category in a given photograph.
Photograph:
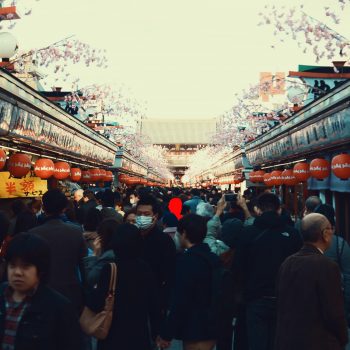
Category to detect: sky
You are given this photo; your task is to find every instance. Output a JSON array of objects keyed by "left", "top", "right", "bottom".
[{"left": 6, "top": 0, "right": 350, "bottom": 119}]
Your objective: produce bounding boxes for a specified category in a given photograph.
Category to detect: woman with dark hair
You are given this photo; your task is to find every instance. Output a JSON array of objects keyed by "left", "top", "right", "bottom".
[
  {"left": 13, "top": 210, "right": 38, "bottom": 235},
  {"left": 0, "top": 233, "right": 82, "bottom": 350},
  {"left": 86, "top": 224, "right": 160, "bottom": 350},
  {"left": 83, "top": 219, "right": 119, "bottom": 288},
  {"left": 83, "top": 208, "right": 103, "bottom": 252}
]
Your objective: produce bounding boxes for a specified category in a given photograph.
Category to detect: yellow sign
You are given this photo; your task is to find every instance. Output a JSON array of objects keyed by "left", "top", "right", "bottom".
[{"left": 0, "top": 172, "right": 48, "bottom": 198}]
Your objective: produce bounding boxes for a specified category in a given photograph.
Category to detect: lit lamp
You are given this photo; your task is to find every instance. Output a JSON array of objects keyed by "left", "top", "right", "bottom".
[{"left": 0, "top": 32, "right": 18, "bottom": 69}]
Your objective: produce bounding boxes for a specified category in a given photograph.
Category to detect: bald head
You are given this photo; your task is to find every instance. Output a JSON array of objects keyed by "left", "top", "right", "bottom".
[
  {"left": 74, "top": 189, "right": 84, "bottom": 202},
  {"left": 304, "top": 196, "right": 321, "bottom": 215},
  {"left": 301, "top": 213, "right": 330, "bottom": 243}
]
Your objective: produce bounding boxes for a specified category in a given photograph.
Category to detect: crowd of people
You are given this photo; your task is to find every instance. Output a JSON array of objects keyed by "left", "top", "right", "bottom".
[{"left": 0, "top": 185, "right": 349, "bottom": 350}]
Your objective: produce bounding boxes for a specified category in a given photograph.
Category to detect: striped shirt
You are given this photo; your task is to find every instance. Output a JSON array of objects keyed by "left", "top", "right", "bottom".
[{"left": 1, "top": 288, "right": 31, "bottom": 350}]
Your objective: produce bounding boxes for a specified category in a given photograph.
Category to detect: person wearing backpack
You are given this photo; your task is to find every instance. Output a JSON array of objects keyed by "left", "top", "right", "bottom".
[{"left": 157, "top": 213, "right": 222, "bottom": 350}]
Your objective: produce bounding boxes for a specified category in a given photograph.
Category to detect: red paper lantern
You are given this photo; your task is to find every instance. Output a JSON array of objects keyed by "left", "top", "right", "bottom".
[
  {"left": 263, "top": 173, "right": 272, "bottom": 187},
  {"left": 234, "top": 175, "right": 243, "bottom": 185},
  {"left": 270, "top": 170, "right": 283, "bottom": 186},
  {"left": 0, "top": 149, "right": 6, "bottom": 170},
  {"left": 282, "top": 169, "right": 297, "bottom": 186},
  {"left": 89, "top": 169, "right": 101, "bottom": 182},
  {"left": 70, "top": 168, "right": 82, "bottom": 182},
  {"left": 54, "top": 162, "right": 70, "bottom": 180},
  {"left": 249, "top": 171, "right": 256, "bottom": 183},
  {"left": 104, "top": 171, "right": 114, "bottom": 182},
  {"left": 34, "top": 158, "right": 54, "bottom": 179},
  {"left": 255, "top": 170, "right": 265, "bottom": 183},
  {"left": 310, "top": 158, "right": 330, "bottom": 180},
  {"left": 293, "top": 162, "right": 310, "bottom": 182},
  {"left": 331, "top": 154, "right": 350, "bottom": 180},
  {"left": 99, "top": 169, "right": 107, "bottom": 181},
  {"left": 118, "top": 174, "right": 129, "bottom": 184},
  {"left": 8, "top": 153, "right": 31, "bottom": 178},
  {"left": 81, "top": 170, "right": 91, "bottom": 183}
]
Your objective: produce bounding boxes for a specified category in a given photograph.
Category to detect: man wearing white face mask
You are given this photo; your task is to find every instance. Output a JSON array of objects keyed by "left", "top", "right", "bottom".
[{"left": 136, "top": 194, "right": 177, "bottom": 314}]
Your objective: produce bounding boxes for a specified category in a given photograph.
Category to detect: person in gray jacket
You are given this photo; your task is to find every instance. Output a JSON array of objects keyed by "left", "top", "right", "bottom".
[{"left": 83, "top": 219, "right": 119, "bottom": 288}]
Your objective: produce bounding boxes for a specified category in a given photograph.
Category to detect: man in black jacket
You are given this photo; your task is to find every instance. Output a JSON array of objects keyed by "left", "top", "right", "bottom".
[
  {"left": 158, "top": 214, "right": 221, "bottom": 350},
  {"left": 234, "top": 192, "right": 302, "bottom": 350},
  {"left": 136, "top": 194, "right": 176, "bottom": 313}
]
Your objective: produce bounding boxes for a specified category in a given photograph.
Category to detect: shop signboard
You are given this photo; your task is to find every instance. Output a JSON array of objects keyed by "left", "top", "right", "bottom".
[
  {"left": 0, "top": 99, "right": 13, "bottom": 136},
  {"left": 0, "top": 172, "right": 47, "bottom": 198},
  {"left": 6, "top": 105, "right": 115, "bottom": 165}
]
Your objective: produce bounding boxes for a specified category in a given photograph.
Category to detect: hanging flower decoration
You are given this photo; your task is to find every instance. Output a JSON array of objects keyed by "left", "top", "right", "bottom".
[{"left": 258, "top": 3, "right": 350, "bottom": 63}]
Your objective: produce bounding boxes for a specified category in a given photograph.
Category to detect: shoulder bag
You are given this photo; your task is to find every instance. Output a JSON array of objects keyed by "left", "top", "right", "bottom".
[{"left": 80, "top": 262, "right": 117, "bottom": 340}]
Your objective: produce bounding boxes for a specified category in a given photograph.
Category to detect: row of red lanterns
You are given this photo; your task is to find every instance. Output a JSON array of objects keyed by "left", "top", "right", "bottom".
[
  {"left": 0, "top": 152, "right": 113, "bottom": 182},
  {"left": 118, "top": 174, "right": 164, "bottom": 187},
  {"left": 250, "top": 154, "right": 350, "bottom": 186}
]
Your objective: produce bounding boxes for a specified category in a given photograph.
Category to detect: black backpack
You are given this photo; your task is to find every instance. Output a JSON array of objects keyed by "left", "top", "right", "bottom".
[{"left": 192, "top": 250, "right": 235, "bottom": 335}]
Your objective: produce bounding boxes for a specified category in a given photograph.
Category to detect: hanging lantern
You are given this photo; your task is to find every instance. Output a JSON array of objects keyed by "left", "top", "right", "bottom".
[
  {"left": 282, "top": 169, "right": 297, "bottom": 186},
  {"left": 8, "top": 153, "right": 31, "bottom": 178},
  {"left": 293, "top": 162, "right": 310, "bottom": 182},
  {"left": 263, "top": 173, "right": 272, "bottom": 187},
  {"left": 34, "top": 158, "right": 55, "bottom": 179},
  {"left": 70, "top": 168, "right": 82, "bottom": 182},
  {"left": 99, "top": 169, "right": 107, "bottom": 181},
  {"left": 270, "top": 170, "right": 283, "bottom": 186},
  {"left": 310, "top": 158, "right": 330, "bottom": 180},
  {"left": 53, "top": 162, "right": 70, "bottom": 180},
  {"left": 89, "top": 169, "right": 101, "bottom": 182},
  {"left": 118, "top": 174, "right": 129, "bottom": 184},
  {"left": 234, "top": 174, "right": 243, "bottom": 185},
  {"left": 331, "top": 153, "right": 350, "bottom": 180},
  {"left": 103, "top": 171, "right": 113, "bottom": 182},
  {"left": 0, "top": 149, "right": 6, "bottom": 170},
  {"left": 81, "top": 170, "right": 91, "bottom": 183},
  {"left": 254, "top": 170, "right": 265, "bottom": 183},
  {"left": 249, "top": 171, "right": 256, "bottom": 183}
]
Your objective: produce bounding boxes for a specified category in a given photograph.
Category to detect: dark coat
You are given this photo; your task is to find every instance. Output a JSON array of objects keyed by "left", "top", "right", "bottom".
[
  {"left": 161, "top": 243, "right": 221, "bottom": 342},
  {"left": 142, "top": 225, "right": 176, "bottom": 309},
  {"left": 0, "top": 283, "right": 83, "bottom": 350},
  {"left": 275, "top": 244, "right": 348, "bottom": 350},
  {"left": 77, "top": 199, "right": 97, "bottom": 225},
  {"left": 28, "top": 218, "right": 87, "bottom": 310},
  {"left": 86, "top": 259, "right": 161, "bottom": 350},
  {"left": 233, "top": 211, "right": 302, "bottom": 301}
]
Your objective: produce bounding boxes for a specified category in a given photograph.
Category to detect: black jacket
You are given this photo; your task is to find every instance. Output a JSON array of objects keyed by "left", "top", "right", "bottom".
[
  {"left": 142, "top": 226, "right": 176, "bottom": 309},
  {"left": 234, "top": 211, "right": 302, "bottom": 301},
  {"left": 77, "top": 199, "right": 97, "bottom": 225},
  {"left": 87, "top": 259, "right": 161, "bottom": 350},
  {"left": 0, "top": 283, "right": 82, "bottom": 350},
  {"left": 161, "top": 243, "right": 221, "bottom": 342}
]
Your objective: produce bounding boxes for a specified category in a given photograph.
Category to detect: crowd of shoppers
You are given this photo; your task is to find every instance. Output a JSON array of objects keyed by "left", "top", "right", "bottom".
[{"left": 0, "top": 184, "right": 348, "bottom": 350}]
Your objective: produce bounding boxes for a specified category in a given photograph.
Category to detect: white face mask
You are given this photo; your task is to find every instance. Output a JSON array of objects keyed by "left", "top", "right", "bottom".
[
  {"left": 130, "top": 198, "right": 136, "bottom": 205},
  {"left": 136, "top": 215, "right": 154, "bottom": 230}
]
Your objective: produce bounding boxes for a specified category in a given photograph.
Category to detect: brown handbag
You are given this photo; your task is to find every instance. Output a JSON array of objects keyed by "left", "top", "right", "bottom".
[{"left": 80, "top": 263, "right": 117, "bottom": 340}]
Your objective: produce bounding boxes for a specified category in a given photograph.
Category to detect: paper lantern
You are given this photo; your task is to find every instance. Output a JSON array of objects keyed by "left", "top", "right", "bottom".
[
  {"left": 81, "top": 170, "right": 91, "bottom": 183},
  {"left": 89, "top": 169, "right": 101, "bottom": 182},
  {"left": 70, "top": 168, "right": 82, "bottom": 182},
  {"left": 54, "top": 162, "right": 70, "bottom": 180},
  {"left": 0, "top": 32, "right": 18, "bottom": 59},
  {"left": 254, "top": 170, "right": 265, "bottom": 183},
  {"left": 34, "top": 158, "right": 54, "bottom": 179},
  {"left": 249, "top": 171, "right": 256, "bottom": 183},
  {"left": 8, "top": 153, "right": 31, "bottom": 178},
  {"left": 0, "top": 149, "right": 6, "bottom": 170},
  {"left": 270, "top": 170, "right": 283, "bottom": 186},
  {"left": 104, "top": 171, "right": 114, "bottom": 182},
  {"left": 99, "top": 169, "right": 107, "bottom": 181},
  {"left": 234, "top": 175, "right": 243, "bottom": 185},
  {"left": 282, "top": 169, "right": 297, "bottom": 186},
  {"left": 293, "top": 162, "right": 310, "bottom": 182},
  {"left": 331, "top": 154, "right": 350, "bottom": 180},
  {"left": 118, "top": 174, "right": 129, "bottom": 184},
  {"left": 263, "top": 173, "right": 272, "bottom": 187},
  {"left": 310, "top": 158, "right": 330, "bottom": 180}
]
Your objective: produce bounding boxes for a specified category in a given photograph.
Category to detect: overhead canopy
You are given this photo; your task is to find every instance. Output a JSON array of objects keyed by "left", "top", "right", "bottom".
[{"left": 141, "top": 118, "right": 217, "bottom": 144}]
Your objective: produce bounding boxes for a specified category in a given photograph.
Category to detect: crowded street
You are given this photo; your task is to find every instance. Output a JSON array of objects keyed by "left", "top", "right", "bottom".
[{"left": 0, "top": 0, "right": 350, "bottom": 349}]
